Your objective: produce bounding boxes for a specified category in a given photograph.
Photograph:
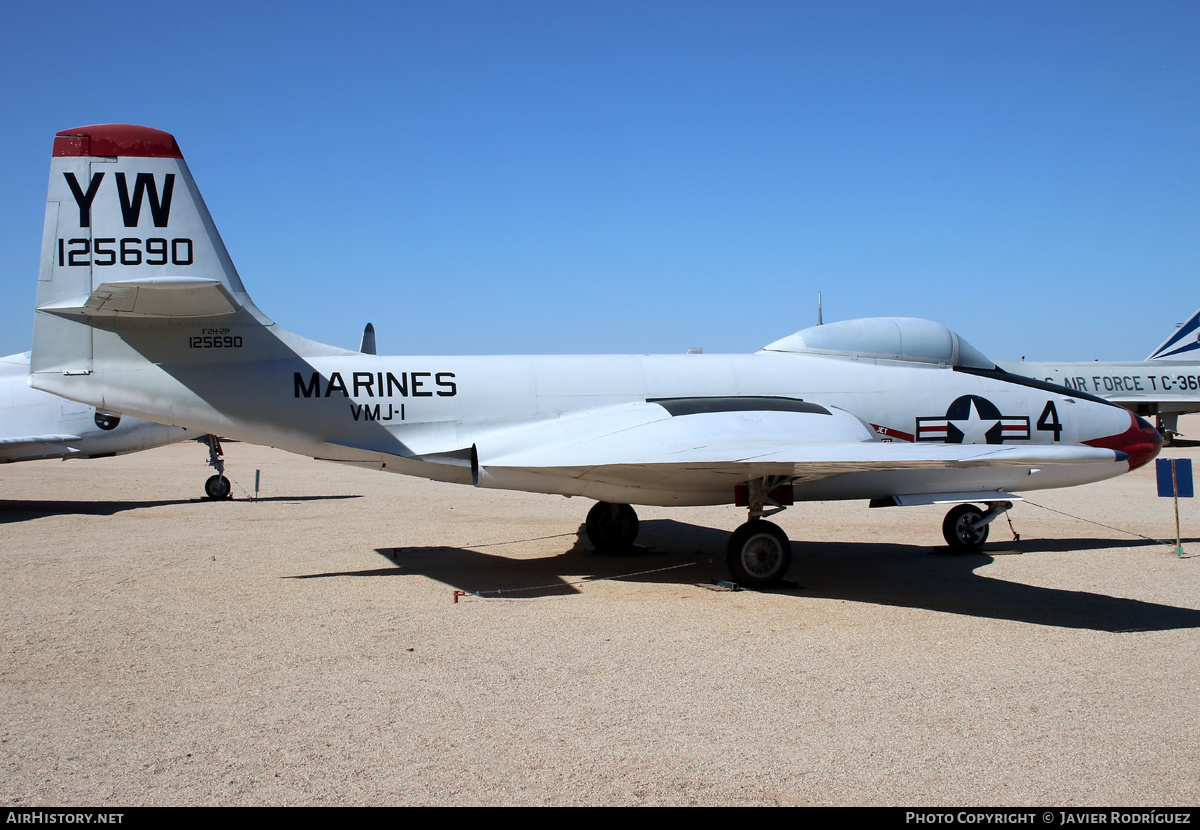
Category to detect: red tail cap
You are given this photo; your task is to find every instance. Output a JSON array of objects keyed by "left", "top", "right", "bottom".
[{"left": 53, "top": 124, "right": 182, "bottom": 159}]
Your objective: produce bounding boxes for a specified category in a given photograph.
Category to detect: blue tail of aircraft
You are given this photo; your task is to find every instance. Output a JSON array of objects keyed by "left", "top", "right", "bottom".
[{"left": 1147, "top": 307, "right": 1200, "bottom": 361}]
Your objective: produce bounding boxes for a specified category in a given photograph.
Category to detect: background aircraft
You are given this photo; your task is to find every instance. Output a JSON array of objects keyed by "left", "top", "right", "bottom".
[
  {"left": 27, "top": 125, "right": 1161, "bottom": 587},
  {"left": 0, "top": 350, "right": 229, "bottom": 496},
  {"left": 997, "top": 308, "right": 1200, "bottom": 444}
]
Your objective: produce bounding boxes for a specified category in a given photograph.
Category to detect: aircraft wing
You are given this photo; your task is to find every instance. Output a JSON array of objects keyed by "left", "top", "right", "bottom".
[
  {"left": 377, "top": 398, "right": 1125, "bottom": 502},
  {"left": 0, "top": 434, "right": 82, "bottom": 446},
  {"left": 0, "top": 433, "right": 83, "bottom": 462}
]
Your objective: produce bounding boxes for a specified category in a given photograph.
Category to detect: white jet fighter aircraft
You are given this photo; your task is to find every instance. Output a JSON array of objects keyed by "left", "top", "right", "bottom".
[
  {"left": 28, "top": 125, "right": 1162, "bottom": 587},
  {"left": 997, "top": 308, "right": 1200, "bottom": 445},
  {"left": 0, "top": 349, "right": 211, "bottom": 476}
]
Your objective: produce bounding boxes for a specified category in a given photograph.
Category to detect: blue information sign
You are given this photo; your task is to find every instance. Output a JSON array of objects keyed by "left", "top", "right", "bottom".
[{"left": 1156, "top": 458, "right": 1194, "bottom": 498}]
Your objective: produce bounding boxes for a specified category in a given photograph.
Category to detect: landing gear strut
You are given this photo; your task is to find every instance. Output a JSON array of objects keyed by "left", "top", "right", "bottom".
[
  {"left": 1156, "top": 413, "right": 1179, "bottom": 447},
  {"left": 941, "top": 502, "right": 1012, "bottom": 552},
  {"left": 586, "top": 501, "right": 639, "bottom": 551},
  {"left": 726, "top": 477, "right": 794, "bottom": 589},
  {"left": 201, "top": 435, "right": 231, "bottom": 500}
]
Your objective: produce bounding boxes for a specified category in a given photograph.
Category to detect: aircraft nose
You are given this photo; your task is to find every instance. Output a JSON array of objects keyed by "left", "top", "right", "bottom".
[{"left": 1083, "top": 411, "right": 1163, "bottom": 471}]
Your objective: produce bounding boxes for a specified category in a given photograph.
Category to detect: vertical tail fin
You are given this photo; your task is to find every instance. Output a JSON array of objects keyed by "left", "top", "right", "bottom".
[
  {"left": 1147, "top": 306, "right": 1200, "bottom": 361},
  {"left": 33, "top": 124, "right": 259, "bottom": 375},
  {"left": 30, "top": 124, "right": 351, "bottom": 440}
]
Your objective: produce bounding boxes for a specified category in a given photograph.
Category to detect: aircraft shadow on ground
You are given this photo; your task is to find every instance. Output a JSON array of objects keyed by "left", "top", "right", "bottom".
[
  {"left": 285, "top": 519, "right": 1200, "bottom": 633},
  {"left": 239, "top": 495, "right": 363, "bottom": 503},
  {"left": 0, "top": 498, "right": 195, "bottom": 521},
  {"left": 0, "top": 494, "right": 361, "bottom": 523}
]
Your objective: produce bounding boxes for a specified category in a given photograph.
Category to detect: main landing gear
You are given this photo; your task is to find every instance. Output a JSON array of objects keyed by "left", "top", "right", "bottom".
[
  {"left": 1156, "top": 413, "right": 1180, "bottom": 447},
  {"left": 725, "top": 477, "right": 794, "bottom": 588},
  {"left": 940, "top": 501, "right": 1012, "bottom": 552},
  {"left": 583, "top": 476, "right": 797, "bottom": 590},
  {"left": 585, "top": 501, "right": 639, "bottom": 551},
  {"left": 200, "top": 435, "right": 232, "bottom": 500},
  {"left": 725, "top": 519, "right": 791, "bottom": 589},
  {"left": 583, "top": 489, "right": 1013, "bottom": 590}
]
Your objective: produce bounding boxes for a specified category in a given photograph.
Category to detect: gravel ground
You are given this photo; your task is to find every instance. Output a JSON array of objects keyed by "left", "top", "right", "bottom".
[{"left": 2, "top": 422, "right": 1199, "bottom": 806}]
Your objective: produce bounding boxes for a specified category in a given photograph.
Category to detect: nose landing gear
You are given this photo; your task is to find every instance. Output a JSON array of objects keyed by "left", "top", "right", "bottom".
[
  {"left": 200, "top": 435, "right": 231, "bottom": 500},
  {"left": 941, "top": 501, "right": 1012, "bottom": 552}
]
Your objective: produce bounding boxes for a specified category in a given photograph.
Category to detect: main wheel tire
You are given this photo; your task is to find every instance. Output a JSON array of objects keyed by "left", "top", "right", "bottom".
[
  {"left": 726, "top": 520, "right": 791, "bottom": 588},
  {"left": 942, "top": 504, "right": 989, "bottom": 551},
  {"left": 205, "top": 474, "right": 232, "bottom": 500},
  {"left": 585, "top": 502, "right": 639, "bottom": 551}
]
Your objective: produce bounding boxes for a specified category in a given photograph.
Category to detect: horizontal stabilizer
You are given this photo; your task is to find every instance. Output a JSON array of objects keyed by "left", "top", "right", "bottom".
[{"left": 41, "top": 278, "right": 241, "bottom": 319}]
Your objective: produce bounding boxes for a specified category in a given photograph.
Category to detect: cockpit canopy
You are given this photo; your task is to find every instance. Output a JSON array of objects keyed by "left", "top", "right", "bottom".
[{"left": 761, "top": 317, "right": 995, "bottom": 370}]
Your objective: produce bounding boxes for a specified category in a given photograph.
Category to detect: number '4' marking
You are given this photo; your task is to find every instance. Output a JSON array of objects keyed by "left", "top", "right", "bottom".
[{"left": 1037, "top": 401, "right": 1062, "bottom": 442}]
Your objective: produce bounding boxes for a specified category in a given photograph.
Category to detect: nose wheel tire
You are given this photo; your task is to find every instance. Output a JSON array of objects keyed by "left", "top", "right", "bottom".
[
  {"left": 205, "top": 474, "right": 232, "bottom": 500},
  {"left": 586, "top": 502, "right": 639, "bottom": 551},
  {"left": 726, "top": 520, "right": 791, "bottom": 588},
  {"left": 942, "top": 504, "right": 989, "bottom": 551}
]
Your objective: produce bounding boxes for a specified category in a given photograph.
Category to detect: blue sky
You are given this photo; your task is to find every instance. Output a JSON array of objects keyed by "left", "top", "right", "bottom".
[{"left": 1, "top": 1, "right": 1196, "bottom": 360}]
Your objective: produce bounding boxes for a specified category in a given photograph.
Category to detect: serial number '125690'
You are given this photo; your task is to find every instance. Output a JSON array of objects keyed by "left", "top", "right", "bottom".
[
  {"left": 57, "top": 237, "right": 194, "bottom": 266},
  {"left": 189, "top": 335, "right": 242, "bottom": 348}
]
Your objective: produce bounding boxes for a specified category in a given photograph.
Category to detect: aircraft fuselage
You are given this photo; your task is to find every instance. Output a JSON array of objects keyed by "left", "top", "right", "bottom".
[{"left": 33, "top": 316, "right": 1148, "bottom": 504}]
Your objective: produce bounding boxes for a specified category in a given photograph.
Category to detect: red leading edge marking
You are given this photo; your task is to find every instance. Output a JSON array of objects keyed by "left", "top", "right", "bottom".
[{"left": 53, "top": 124, "right": 182, "bottom": 159}]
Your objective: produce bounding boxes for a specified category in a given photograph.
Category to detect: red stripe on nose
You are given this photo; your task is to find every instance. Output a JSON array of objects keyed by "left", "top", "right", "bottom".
[{"left": 1083, "top": 412, "right": 1163, "bottom": 470}]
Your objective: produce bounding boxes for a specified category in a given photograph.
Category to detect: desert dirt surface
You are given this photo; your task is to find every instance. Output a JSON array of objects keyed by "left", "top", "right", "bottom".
[{"left": 3, "top": 422, "right": 1200, "bottom": 806}]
